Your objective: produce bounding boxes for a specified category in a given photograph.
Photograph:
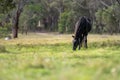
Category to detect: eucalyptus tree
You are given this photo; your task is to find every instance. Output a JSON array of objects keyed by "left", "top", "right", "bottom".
[
  {"left": 95, "top": 0, "right": 120, "bottom": 34},
  {"left": 11, "top": 0, "right": 30, "bottom": 38},
  {"left": 0, "top": 0, "right": 15, "bottom": 13}
]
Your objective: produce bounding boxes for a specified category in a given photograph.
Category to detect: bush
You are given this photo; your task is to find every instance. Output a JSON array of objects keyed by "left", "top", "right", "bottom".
[
  {"left": 0, "top": 27, "right": 9, "bottom": 38},
  {"left": 58, "top": 11, "right": 75, "bottom": 33},
  {"left": 58, "top": 12, "right": 68, "bottom": 33}
]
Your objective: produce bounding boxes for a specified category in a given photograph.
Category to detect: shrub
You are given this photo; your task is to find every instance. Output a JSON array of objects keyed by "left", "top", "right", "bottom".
[
  {"left": 95, "top": 3, "right": 120, "bottom": 34},
  {"left": 58, "top": 11, "right": 75, "bottom": 33},
  {"left": 0, "top": 22, "right": 11, "bottom": 38}
]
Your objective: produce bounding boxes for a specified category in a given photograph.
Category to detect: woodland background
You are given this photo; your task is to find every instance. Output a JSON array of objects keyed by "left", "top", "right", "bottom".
[{"left": 0, "top": 0, "right": 120, "bottom": 38}]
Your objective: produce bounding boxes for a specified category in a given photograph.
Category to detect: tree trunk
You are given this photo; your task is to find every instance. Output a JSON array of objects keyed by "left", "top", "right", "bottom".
[
  {"left": 12, "top": 0, "right": 27, "bottom": 38},
  {"left": 12, "top": 26, "right": 19, "bottom": 38},
  {"left": 12, "top": 5, "right": 22, "bottom": 38}
]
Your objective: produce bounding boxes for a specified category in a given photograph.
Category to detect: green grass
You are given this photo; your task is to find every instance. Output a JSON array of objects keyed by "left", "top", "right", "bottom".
[{"left": 0, "top": 33, "right": 120, "bottom": 80}]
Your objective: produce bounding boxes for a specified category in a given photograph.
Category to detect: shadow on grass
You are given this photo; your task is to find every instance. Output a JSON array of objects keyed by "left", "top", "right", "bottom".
[
  {"left": 3, "top": 43, "right": 71, "bottom": 54},
  {"left": 70, "top": 54, "right": 112, "bottom": 59},
  {"left": 27, "top": 64, "right": 51, "bottom": 76},
  {"left": 0, "top": 45, "right": 8, "bottom": 53},
  {"left": 89, "top": 40, "right": 120, "bottom": 48}
]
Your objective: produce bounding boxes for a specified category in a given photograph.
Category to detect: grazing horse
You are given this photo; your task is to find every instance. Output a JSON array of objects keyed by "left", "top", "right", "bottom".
[{"left": 72, "top": 16, "right": 92, "bottom": 50}]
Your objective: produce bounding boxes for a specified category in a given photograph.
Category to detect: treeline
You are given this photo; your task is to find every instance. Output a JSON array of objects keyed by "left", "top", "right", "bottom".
[{"left": 0, "top": 0, "right": 120, "bottom": 38}]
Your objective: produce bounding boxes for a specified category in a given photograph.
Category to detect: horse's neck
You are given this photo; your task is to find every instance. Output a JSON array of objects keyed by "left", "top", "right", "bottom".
[{"left": 74, "top": 20, "right": 81, "bottom": 35}]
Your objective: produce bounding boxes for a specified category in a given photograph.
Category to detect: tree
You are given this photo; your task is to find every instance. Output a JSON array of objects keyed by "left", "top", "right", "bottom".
[
  {"left": 11, "top": 0, "right": 30, "bottom": 38},
  {"left": 0, "top": 0, "right": 15, "bottom": 13},
  {"left": 96, "top": 3, "right": 120, "bottom": 34},
  {"left": 1, "top": 0, "right": 119, "bottom": 35}
]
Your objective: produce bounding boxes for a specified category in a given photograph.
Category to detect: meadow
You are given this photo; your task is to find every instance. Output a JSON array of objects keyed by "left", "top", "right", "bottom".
[{"left": 0, "top": 33, "right": 120, "bottom": 80}]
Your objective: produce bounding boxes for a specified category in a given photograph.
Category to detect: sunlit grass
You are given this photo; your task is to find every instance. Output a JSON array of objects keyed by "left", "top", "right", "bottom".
[{"left": 0, "top": 33, "right": 120, "bottom": 80}]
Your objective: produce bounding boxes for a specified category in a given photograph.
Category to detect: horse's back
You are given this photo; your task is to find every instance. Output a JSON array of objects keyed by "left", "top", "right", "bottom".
[{"left": 74, "top": 16, "right": 92, "bottom": 37}]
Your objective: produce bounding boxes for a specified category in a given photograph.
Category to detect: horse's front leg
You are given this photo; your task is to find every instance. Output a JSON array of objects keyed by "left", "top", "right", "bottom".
[{"left": 78, "top": 35, "right": 84, "bottom": 50}]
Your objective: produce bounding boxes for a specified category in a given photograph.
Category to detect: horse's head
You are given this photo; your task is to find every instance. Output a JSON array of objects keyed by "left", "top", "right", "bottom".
[{"left": 72, "top": 35, "right": 79, "bottom": 50}]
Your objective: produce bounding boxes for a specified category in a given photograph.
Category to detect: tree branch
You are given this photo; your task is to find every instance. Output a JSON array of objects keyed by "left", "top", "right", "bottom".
[
  {"left": 77, "top": 2, "right": 89, "bottom": 10},
  {"left": 116, "top": 0, "right": 120, "bottom": 5},
  {"left": 100, "top": 0, "right": 110, "bottom": 8}
]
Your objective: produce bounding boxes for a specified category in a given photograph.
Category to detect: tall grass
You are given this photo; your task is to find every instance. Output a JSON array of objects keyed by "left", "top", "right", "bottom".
[{"left": 0, "top": 33, "right": 120, "bottom": 80}]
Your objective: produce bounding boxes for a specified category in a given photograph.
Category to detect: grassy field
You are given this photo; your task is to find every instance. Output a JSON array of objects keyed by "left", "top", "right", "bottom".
[{"left": 0, "top": 33, "right": 120, "bottom": 80}]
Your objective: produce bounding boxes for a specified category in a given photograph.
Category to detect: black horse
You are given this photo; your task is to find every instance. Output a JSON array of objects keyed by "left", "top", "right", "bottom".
[{"left": 72, "top": 16, "right": 92, "bottom": 50}]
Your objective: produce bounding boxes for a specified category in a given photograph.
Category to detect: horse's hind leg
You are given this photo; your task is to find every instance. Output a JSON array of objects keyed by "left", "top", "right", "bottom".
[
  {"left": 78, "top": 38, "right": 81, "bottom": 50},
  {"left": 84, "top": 36, "right": 88, "bottom": 48}
]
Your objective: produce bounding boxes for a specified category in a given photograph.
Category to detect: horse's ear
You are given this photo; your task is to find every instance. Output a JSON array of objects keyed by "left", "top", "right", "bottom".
[{"left": 72, "top": 35, "right": 75, "bottom": 38}]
